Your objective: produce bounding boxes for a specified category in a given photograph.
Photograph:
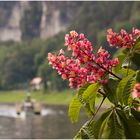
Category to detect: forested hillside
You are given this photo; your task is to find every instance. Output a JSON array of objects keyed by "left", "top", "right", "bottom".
[{"left": 0, "top": 1, "right": 140, "bottom": 90}]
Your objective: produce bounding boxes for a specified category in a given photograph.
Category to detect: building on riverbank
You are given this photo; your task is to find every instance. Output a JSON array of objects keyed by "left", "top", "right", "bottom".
[{"left": 30, "top": 77, "right": 43, "bottom": 91}]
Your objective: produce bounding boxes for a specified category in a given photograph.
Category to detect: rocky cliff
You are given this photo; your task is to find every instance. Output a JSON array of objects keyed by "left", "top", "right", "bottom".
[
  {"left": 0, "top": 1, "right": 139, "bottom": 42},
  {"left": 0, "top": 1, "right": 80, "bottom": 42}
]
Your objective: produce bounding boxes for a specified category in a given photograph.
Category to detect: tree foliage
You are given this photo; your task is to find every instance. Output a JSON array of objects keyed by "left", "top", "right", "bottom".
[{"left": 0, "top": 34, "right": 67, "bottom": 90}]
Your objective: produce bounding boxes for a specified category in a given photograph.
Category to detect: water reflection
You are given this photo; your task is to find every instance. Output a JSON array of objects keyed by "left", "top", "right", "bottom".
[{"left": 0, "top": 104, "right": 88, "bottom": 139}]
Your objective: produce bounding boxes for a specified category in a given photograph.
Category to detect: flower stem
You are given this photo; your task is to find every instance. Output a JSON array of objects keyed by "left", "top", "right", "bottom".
[
  {"left": 98, "top": 89, "right": 106, "bottom": 97},
  {"left": 93, "top": 60, "right": 122, "bottom": 80},
  {"left": 89, "top": 96, "right": 106, "bottom": 125}
]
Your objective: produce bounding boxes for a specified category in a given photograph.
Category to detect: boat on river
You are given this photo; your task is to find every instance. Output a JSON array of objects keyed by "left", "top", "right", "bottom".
[{"left": 16, "top": 94, "right": 42, "bottom": 116}]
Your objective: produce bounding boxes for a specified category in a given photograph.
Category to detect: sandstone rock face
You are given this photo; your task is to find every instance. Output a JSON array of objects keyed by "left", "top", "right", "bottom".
[
  {"left": 0, "top": 1, "right": 78, "bottom": 42},
  {"left": 40, "top": 2, "right": 67, "bottom": 39},
  {"left": 0, "top": 2, "right": 22, "bottom": 42}
]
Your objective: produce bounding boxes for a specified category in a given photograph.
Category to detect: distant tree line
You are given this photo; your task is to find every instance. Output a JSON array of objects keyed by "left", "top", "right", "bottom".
[{"left": 0, "top": 33, "right": 68, "bottom": 90}]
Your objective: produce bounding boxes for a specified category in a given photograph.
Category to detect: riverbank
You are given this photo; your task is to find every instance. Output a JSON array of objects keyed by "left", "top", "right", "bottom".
[
  {"left": 0, "top": 90, "right": 74, "bottom": 105},
  {"left": 0, "top": 89, "right": 110, "bottom": 106}
]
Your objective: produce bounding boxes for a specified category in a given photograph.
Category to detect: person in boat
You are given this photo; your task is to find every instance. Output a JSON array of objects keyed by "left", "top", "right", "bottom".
[
  {"left": 24, "top": 93, "right": 41, "bottom": 114},
  {"left": 23, "top": 93, "right": 35, "bottom": 109},
  {"left": 16, "top": 92, "right": 41, "bottom": 115}
]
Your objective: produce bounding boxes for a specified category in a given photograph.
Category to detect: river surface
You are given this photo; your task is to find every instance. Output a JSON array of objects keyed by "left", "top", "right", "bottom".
[{"left": 0, "top": 104, "right": 89, "bottom": 139}]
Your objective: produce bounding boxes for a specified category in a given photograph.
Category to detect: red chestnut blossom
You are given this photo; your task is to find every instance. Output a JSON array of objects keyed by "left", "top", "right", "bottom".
[
  {"left": 132, "top": 83, "right": 140, "bottom": 98},
  {"left": 107, "top": 28, "right": 140, "bottom": 48},
  {"left": 48, "top": 31, "right": 119, "bottom": 88}
]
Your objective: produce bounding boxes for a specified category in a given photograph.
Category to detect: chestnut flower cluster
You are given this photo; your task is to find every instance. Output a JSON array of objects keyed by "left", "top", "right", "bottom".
[
  {"left": 107, "top": 28, "right": 140, "bottom": 48},
  {"left": 48, "top": 31, "right": 119, "bottom": 88},
  {"left": 132, "top": 83, "right": 140, "bottom": 99}
]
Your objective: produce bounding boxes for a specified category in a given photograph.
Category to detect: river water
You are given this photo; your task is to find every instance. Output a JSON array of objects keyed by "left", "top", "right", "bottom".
[{"left": 0, "top": 104, "right": 88, "bottom": 139}]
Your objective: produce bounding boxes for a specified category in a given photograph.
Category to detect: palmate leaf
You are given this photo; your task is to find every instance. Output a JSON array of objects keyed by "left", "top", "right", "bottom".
[
  {"left": 117, "top": 109, "right": 140, "bottom": 139},
  {"left": 78, "top": 83, "right": 100, "bottom": 116},
  {"left": 78, "top": 84, "right": 93, "bottom": 116},
  {"left": 117, "top": 77, "right": 130, "bottom": 105},
  {"left": 130, "top": 37, "right": 140, "bottom": 67},
  {"left": 74, "top": 121, "right": 95, "bottom": 139},
  {"left": 93, "top": 107, "right": 124, "bottom": 139},
  {"left": 74, "top": 110, "right": 111, "bottom": 139},
  {"left": 82, "top": 83, "right": 100, "bottom": 101},
  {"left": 104, "top": 109, "right": 124, "bottom": 139},
  {"left": 131, "top": 51, "right": 140, "bottom": 67},
  {"left": 78, "top": 83, "right": 91, "bottom": 96},
  {"left": 131, "top": 108, "right": 140, "bottom": 122},
  {"left": 82, "top": 83, "right": 100, "bottom": 114},
  {"left": 83, "top": 102, "right": 94, "bottom": 116},
  {"left": 116, "top": 71, "right": 136, "bottom": 105},
  {"left": 92, "top": 108, "right": 112, "bottom": 138},
  {"left": 89, "top": 95, "right": 96, "bottom": 113},
  {"left": 68, "top": 94, "right": 82, "bottom": 123},
  {"left": 103, "top": 79, "right": 119, "bottom": 105},
  {"left": 136, "top": 70, "right": 140, "bottom": 83},
  {"left": 120, "top": 67, "right": 135, "bottom": 77},
  {"left": 91, "top": 107, "right": 140, "bottom": 139},
  {"left": 123, "top": 77, "right": 136, "bottom": 105},
  {"left": 127, "top": 79, "right": 136, "bottom": 106}
]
